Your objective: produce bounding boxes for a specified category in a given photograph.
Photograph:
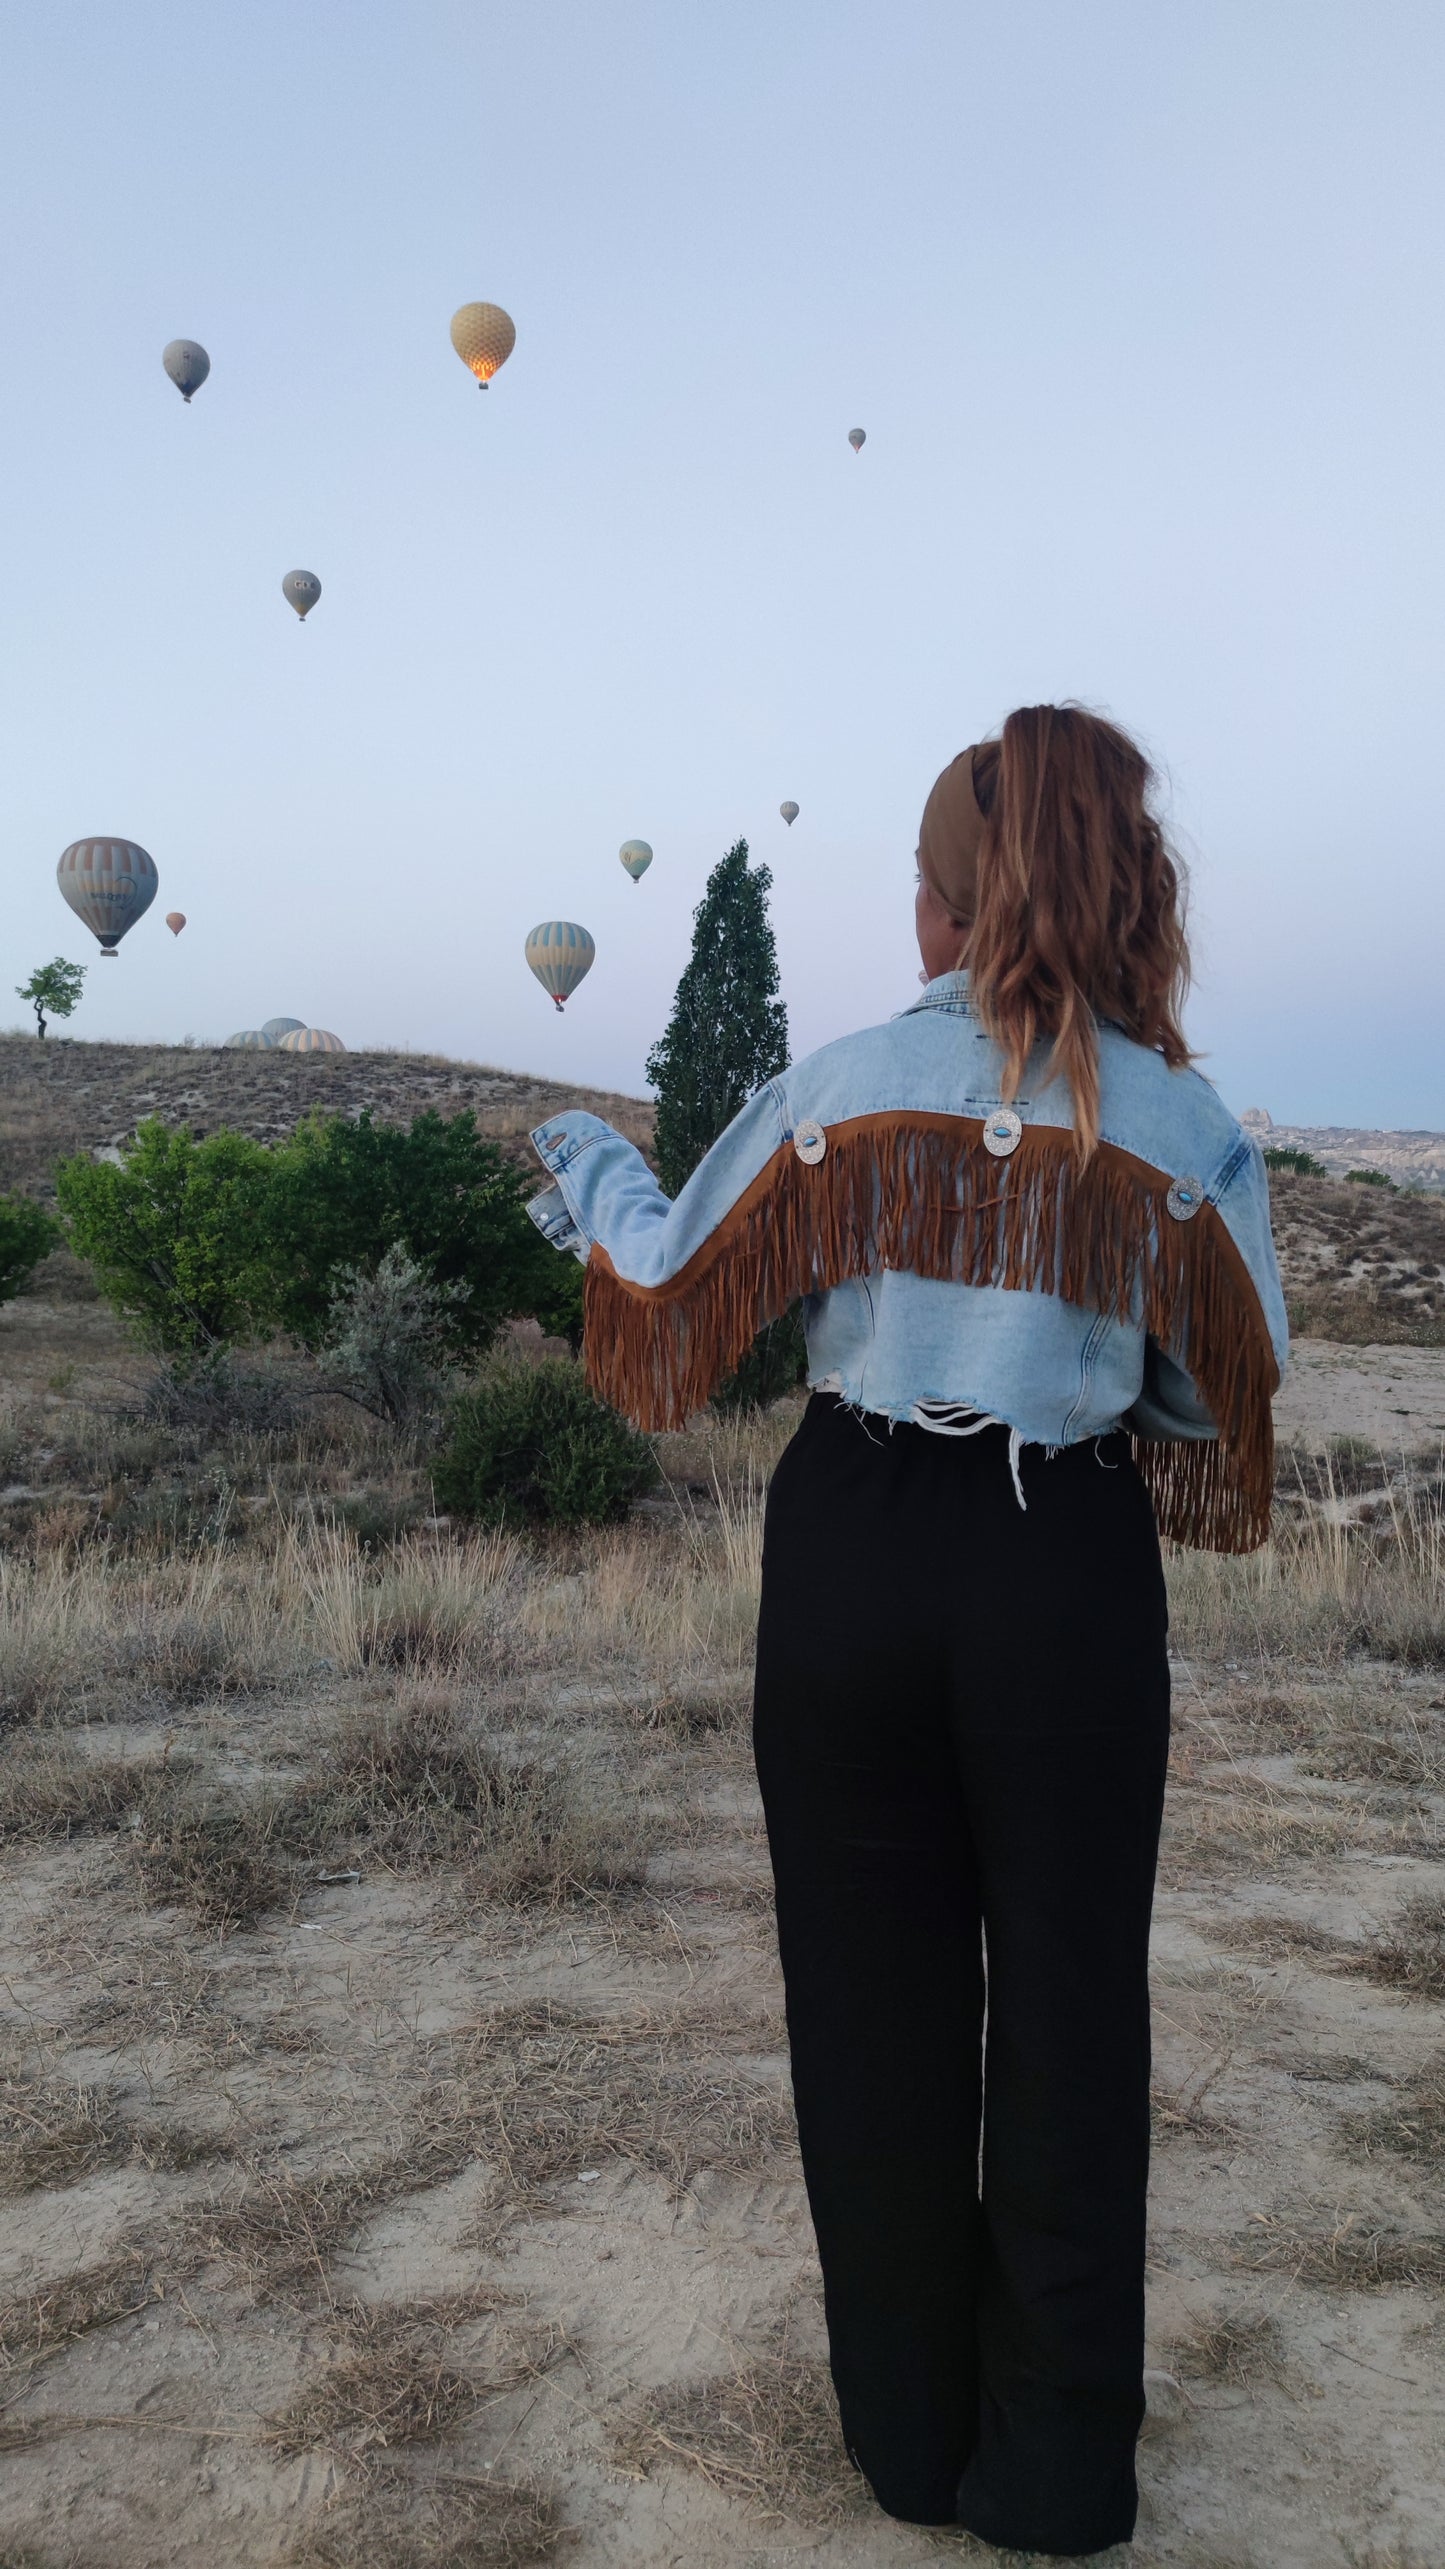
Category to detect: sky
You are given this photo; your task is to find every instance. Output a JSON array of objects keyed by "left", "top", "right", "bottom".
[{"left": 1, "top": 0, "right": 1442, "bottom": 1128}]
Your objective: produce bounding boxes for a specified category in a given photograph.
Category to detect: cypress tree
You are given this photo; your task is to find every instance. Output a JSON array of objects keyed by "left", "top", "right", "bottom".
[
  {"left": 645, "top": 838, "right": 789, "bottom": 1197},
  {"left": 645, "top": 837, "right": 802, "bottom": 1406}
]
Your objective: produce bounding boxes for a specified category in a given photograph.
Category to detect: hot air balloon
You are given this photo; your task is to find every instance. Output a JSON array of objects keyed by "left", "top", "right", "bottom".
[
  {"left": 57, "top": 839, "right": 159, "bottom": 957},
  {"left": 283, "top": 570, "right": 321, "bottom": 622},
  {"left": 261, "top": 1017, "right": 306, "bottom": 1039},
  {"left": 163, "top": 340, "right": 210, "bottom": 403},
  {"left": 779, "top": 801, "right": 799, "bottom": 827},
  {"left": 525, "top": 921, "right": 595, "bottom": 1012},
  {"left": 848, "top": 427, "right": 866, "bottom": 453},
  {"left": 225, "top": 1030, "right": 275, "bottom": 1048},
  {"left": 277, "top": 1027, "right": 346, "bottom": 1054},
  {"left": 618, "top": 839, "right": 653, "bottom": 883},
  {"left": 165, "top": 912, "right": 186, "bottom": 936},
  {"left": 450, "top": 303, "right": 516, "bottom": 390}
]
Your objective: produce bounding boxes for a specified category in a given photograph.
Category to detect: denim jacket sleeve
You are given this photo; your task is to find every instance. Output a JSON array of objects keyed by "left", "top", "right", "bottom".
[
  {"left": 527, "top": 1089, "right": 787, "bottom": 1285},
  {"left": 1126, "top": 1134, "right": 1289, "bottom": 1440}
]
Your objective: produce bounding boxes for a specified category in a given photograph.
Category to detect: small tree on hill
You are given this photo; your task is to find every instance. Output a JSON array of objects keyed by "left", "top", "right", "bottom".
[
  {"left": 17, "top": 958, "right": 85, "bottom": 1039},
  {"left": 645, "top": 837, "right": 802, "bottom": 1406},
  {"left": 646, "top": 839, "right": 789, "bottom": 1197}
]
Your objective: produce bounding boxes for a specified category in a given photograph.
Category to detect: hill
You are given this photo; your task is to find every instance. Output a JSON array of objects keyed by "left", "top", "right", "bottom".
[
  {"left": 0, "top": 1033, "right": 654, "bottom": 1202},
  {"left": 2, "top": 1037, "right": 1442, "bottom": 1346}
]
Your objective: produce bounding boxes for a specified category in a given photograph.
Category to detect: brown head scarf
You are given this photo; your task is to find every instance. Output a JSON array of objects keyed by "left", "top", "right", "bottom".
[{"left": 917, "top": 745, "right": 988, "bottom": 923}]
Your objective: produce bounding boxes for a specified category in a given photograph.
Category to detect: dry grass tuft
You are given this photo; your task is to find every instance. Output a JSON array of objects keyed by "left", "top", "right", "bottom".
[
  {"left": 0, "top": 2056, "right": 216, "bottom": 2194},
  {"left": 263, "top": 2293, "right": 560, "bottom": 2462},
  {"left": 1168, "top": 2307, "right": 1289, "bottom": 2387},
  {"left": 123, "top": 1773, "right": 306, "bottom": 1933},
  {"left": 284, "top": 2464, "right": 569, "bottom": 2568},
  {"left": 1236, "top": 2213, "right": 1445, "bottom": 2290},
  {"left": 614, "top": 2332, "right": 862, "bottom": 2526},
  {"left": 0, "top": 1738, "right": 172, "bottom": 1841},
  {"left": 308, "top": 1693, "right": 656, "bottom": 1904},
  {"left": 0, "top": 2251, "right": 160, "bottom": 2381},
  {"left": 187, "top": 2146, "right": 472, "bottom": 2299},
  {"left": 1338, "top": 2066, "right": 1445, "bottom": 2165},
  {"left": 1345, "top": 1891, "right": 1445, "bottom": 2002},
  {"left": 456, "top": 2002, "right": 795, "bottom": 2208}
]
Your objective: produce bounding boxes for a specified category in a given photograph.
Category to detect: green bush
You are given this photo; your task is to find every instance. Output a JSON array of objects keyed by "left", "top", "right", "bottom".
[
  {"left": 55, "top": 1122, "right": 276, "bottom": 1357},
  {"left": 262, "top": 1108, "right": 583, "bottom": 1356},
  {"left": 0, "top": 1195, "right": 57, "bottom": 1304},
  {"left": 433, "top": 1358, "right": 659, "bottom": 1528},
  {"left": 1263, "top": 1146, "right": 1327, "bottom": 1178},
  {"left": 1345, "top": 1167, "right": 1395, "bottom": 1190}
]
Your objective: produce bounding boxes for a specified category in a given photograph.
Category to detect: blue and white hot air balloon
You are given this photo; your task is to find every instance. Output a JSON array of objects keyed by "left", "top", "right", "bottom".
[{"left": 525, "top": 921, "right": 595, "bottom": 1012}]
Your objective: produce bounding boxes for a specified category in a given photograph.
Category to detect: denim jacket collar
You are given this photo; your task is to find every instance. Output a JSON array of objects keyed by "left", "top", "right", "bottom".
[{"left": 901, "top": 970, "right": 975, "bottom": 1017}]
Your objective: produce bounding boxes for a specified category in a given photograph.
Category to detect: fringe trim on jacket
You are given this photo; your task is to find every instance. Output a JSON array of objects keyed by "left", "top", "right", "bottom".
[{"left": 580, "top": 1113, "right": 1278, "bottom": 1553}]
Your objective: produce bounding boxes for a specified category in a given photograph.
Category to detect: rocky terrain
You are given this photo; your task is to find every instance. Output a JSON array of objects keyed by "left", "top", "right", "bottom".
[{"left": 1241, "top": 1108, "right": 1445, "bottom": 1191}]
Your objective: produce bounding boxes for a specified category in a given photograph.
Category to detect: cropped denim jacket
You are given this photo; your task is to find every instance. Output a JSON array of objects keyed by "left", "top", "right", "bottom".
[{"left": 528, "top": 973, "right": 1288, "bottom": 1551}]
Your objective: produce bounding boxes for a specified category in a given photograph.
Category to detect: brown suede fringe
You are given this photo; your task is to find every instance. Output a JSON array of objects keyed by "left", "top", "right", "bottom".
[{"left": 581, "top": 1113, "right": 1279, "bottom": 1553}]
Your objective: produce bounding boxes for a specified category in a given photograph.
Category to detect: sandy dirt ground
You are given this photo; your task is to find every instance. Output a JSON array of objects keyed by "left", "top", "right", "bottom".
[
  {"left": 1, "top": 1313, "right": 1443, "bottom": 2568},
  {"left": 1273, "top": 1340, "right": 1445, "bottom": 1452}
]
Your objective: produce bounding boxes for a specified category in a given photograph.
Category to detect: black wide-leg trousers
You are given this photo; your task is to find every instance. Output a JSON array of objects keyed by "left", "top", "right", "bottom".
[{"left": 752, "top": 1395, "right": 1171, "bottom": 2556}]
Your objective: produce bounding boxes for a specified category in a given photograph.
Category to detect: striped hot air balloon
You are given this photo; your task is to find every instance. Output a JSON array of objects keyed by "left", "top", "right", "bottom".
[
  {"left": 450, "top": 303, "right": 516, "bottom": 390},
  {"left": 618, "top": 839, "right": 653, "bottom": 883},
  {"left": 225, "top": 1030, "right": 275, "bottom": 1048},
  {"left": 277, "top": 1027, "right": 346, "bottom": 1054},
  {"left": 57, "top": 839, "right": 159, "bottom": 956},
  {"left": 525, "top": 921, "right": 595, "bottom": 1012},
  {"left": 261, "top": 1017, "right": 306, "bottom": 1039}
]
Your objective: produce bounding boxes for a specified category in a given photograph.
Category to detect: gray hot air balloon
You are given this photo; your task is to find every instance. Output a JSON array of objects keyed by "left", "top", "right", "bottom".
[
  {"left": 618, "top": 839, "right": 653, "bottom": 883},
  {"left": 283, "top": 570, "right": 321, "bottom": 622},
  {"left": 261, "top": 1017, "right": 306, "bottom": 1039},
  {"left": 57, "top": 838, "right": 159, "bottom": 957},
  {"left": 848, "top": 427, "right": 866, "bottom": 453},
  {"left": 163, "top": 339, "right": 210, "bottom": 403},
  {"left": 779, "top": 801, "right": 799, "bottom": 827}
]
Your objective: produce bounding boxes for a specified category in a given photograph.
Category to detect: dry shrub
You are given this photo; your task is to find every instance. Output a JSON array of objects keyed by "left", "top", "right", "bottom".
[
  {"left": 309, "top": 1693, "right": 654, "bottom": 1903},
  {"left": 456, "top": 2002, "right": 795, "bottom": 2209},
  {"left": 0, "top": 2057, "right": 215, "bottom": 2194},
  {"left": 264, "top": 2293, "right": 560, "bottom": 2462},
  {"left": 284, "top": 2464, "right": 568, "bottom": 2568},
  {"left": 1237, "top": 2214, "right": 1445, "bottom": 2289},
  {"left": 1169, "top": 2308, "right": 1288, "bottom": 2387},
  {"left": 0, "top": 2250, "right": 160, "bottom": 2381},
  {"left": 1339, "top": 2067, "right": 1445, "bottom": 2164},
  {"left": 614, "top": 2333, "right": 861, "bottom": 2526}
]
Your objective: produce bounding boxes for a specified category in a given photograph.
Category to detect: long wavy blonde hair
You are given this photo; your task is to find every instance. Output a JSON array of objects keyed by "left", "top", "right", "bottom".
[{"left": 967, "top": 704, "right": 1193, "bottom": 1157}]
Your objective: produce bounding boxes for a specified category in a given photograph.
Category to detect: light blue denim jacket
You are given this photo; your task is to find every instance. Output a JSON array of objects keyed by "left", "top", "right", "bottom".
[{"left": 528, "top": 973, "right": 1288, "bottom": 1547}]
